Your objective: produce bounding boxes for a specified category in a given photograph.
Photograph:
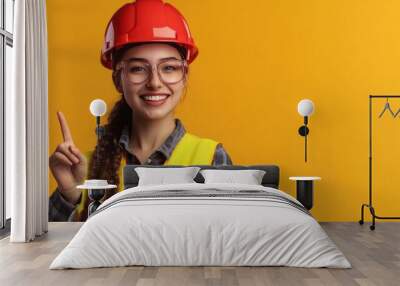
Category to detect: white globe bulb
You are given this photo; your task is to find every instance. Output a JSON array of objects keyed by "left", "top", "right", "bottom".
[
  {"left": 297, "top": 99, "right": 314, "bottom": 116},
  {"left": 89, "top": 99, "right": 107, "bottom": 117}
]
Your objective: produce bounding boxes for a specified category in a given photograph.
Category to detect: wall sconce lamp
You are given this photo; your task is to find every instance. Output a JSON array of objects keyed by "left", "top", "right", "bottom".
[
  {"left": 90, "top": 99, "right": 107, "bottom": 141},
  {"left": 297, "top": 99, "right": 315, "bottom": 162},
  {"left": 83, "top": 99, "right": 118, "bottom": 216}
]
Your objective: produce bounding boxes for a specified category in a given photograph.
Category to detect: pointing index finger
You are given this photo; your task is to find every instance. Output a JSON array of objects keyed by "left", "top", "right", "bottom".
[{"left": 57, "top": 111, "right": 74, "bottom": 144}]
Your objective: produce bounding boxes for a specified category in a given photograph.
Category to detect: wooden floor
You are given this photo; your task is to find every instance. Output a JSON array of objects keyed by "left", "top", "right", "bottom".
[{"left": 0, "top": 222, "right": 399, "bottom": 286}]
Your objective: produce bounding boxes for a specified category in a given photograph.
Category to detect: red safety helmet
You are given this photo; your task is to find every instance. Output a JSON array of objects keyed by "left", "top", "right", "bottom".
[{"left": 100, "top": 0, "right": 199, "bottom": 69}]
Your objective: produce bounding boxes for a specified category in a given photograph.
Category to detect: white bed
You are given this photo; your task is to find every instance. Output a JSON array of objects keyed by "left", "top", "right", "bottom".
[{"left": 49, "top": 182, "right": 351, "bottom": 269}]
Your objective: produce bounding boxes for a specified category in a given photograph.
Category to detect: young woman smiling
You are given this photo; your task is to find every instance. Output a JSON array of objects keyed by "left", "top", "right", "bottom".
[{"left": 48, "top": 0, "right": 232, "bottom": 222}]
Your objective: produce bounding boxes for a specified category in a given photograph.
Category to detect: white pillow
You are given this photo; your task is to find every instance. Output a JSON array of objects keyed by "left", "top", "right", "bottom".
[
  {"left": 135, "top": 167, "right": 201, "bottom": 186},
  {"left": 200, "top": 169, "right": 266, "bottom": 185}
]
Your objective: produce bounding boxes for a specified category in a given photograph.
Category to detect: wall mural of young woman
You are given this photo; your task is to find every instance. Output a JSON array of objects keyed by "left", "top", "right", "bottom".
[{"left": 48, "top": 0, "right": 233, "bottom": 222}]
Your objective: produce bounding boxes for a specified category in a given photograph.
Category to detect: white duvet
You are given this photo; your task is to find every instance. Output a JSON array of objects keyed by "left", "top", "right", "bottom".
[{"left": 49, "top": 183, "right": 351, "bottom": 269}]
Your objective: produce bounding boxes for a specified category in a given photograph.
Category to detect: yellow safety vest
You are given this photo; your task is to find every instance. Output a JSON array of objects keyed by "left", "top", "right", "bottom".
[{"left": 74, "top": 132, "right": 218, "bottom": 220}]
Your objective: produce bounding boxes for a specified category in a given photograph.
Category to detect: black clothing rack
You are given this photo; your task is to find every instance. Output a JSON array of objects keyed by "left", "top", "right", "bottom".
[{"left": 359, "top": 95, "right": 400, "bottom": 230}]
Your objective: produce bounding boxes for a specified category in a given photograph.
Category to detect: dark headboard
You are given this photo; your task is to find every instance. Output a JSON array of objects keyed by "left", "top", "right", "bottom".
[{"left": 123, "top": 165, "right": 280, "bottom": 190}]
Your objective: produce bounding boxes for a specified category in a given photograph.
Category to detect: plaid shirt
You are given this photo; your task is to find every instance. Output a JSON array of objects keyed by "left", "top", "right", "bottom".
[{"left": 49, "top": 118, "right": 232, "bottom": 221}]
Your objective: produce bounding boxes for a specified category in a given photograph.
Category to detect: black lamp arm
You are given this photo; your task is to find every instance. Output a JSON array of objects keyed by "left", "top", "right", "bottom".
[{"left": 298, "top": 116, "right": 310, "bottom": 162}]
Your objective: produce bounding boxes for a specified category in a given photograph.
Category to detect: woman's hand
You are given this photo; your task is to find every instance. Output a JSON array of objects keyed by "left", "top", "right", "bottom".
[{"left": 49, "top": 111, "right": 87, "bottom": 205}]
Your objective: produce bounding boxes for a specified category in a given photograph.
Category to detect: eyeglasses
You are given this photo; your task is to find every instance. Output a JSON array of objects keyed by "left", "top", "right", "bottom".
[{"left": 117, "top": 58, "right": 188, "bottom": 85}]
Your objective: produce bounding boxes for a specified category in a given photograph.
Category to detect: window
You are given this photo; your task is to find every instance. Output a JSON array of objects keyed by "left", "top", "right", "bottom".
[{"left": 0, "top": 0, "right": 14, "bottom": 236}]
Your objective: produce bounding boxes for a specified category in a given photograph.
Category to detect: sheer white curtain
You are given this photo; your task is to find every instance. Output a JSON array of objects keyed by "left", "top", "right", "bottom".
[{"left": 6, "top": 0, "right": 49, "bottom": 242}]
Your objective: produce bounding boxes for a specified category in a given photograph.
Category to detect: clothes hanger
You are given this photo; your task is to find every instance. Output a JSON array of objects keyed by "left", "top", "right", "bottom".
[
  {"left": 378, "top": 97, "right": 396, "bottom": 118},
  {"left": 393, "top": 106, "right": 400, "bottom": 118}
]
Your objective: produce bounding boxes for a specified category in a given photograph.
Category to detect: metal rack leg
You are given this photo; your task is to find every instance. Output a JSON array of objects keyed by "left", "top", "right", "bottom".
[
  {"left": 359, "top": 204, "right": 366, "bottom": 225},
  {"left": 370, "top": 206, "right": 376, "bottom": 231},
  {"left": 359, "top": 203, "right": 375, "bottom": 230},
  {"left": 359, "top": 203, "right": 400, "bottom": 231}
]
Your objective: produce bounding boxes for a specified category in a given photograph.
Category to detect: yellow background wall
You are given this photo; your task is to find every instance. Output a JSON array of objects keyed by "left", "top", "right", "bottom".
[{"left": 47, "top": 0, "right": 400, "bottom": 221}]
